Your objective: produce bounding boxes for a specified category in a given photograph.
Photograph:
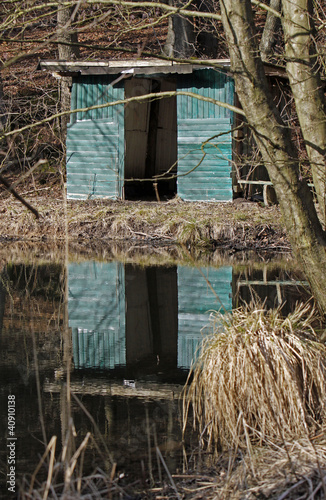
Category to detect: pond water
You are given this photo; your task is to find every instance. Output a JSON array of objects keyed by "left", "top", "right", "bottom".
[{"left": 0, "top": 252, "right": 310, "bottom": 497}]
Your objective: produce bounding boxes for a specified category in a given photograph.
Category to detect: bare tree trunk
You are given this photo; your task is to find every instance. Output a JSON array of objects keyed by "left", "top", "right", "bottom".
[
  {"left": 57, "top": 1, "right": 80, "bottom": 139},
  {"left": 259, "top": 0, "right": 281, "bottom": 61},
  {"left": 57, "top": 1, "right": 79, "bottom": 61},
  {"left": 220, "top": 0, "right": 326, "bottom": 316},
  {"left": 163, "top": 0, "right": 195, "bottom": 58},
  {"left": 282, "top": 0, "right": 326, "bottom": 225},
  {"left": 0, "top": 75, "right": 5, "bottom": 133}
]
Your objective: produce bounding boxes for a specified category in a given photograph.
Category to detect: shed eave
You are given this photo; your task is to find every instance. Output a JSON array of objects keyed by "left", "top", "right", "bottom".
[{"left": 38, "top": 59, "right": 232, "bottom": 76}]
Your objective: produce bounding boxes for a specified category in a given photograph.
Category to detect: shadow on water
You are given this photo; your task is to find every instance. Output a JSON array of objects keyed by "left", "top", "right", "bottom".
[{"left": 0, "top": 247, "right": 312, "bottom": 496}]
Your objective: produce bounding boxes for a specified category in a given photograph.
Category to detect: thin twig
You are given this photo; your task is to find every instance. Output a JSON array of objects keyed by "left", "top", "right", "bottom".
[{"left": 277, "top": 479, "right": 306, "bottom": 500}]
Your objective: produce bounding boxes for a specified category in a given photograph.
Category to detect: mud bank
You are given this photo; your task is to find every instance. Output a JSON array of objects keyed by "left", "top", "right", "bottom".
[{"left": 0, "top": 185, "right": 289, "bottom": 252}]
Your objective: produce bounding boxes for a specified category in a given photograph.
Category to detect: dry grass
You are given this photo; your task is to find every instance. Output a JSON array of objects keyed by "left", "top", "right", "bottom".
[
  {"left": 19, "top": 434, "right": 138, "bottom": 500},
  {"left": 185, "top": 435, "right": 326, "bottom": 499},
  {"left": 0, "top": 180, "right": 288, "bottom": 250},
  {"left": 185, "top": 302, "right": 326, "bottom": 449},
  {"left": 19, "top": 302, "right": 326, "bottom": 499},
  {"left": 182, "top": 302, "right": 326, "bottom": 498}
]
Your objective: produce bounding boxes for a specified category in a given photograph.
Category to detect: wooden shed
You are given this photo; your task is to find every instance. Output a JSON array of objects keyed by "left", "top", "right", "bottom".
[{"left": 40, "top": 60, "right": 234, "bottom": 202}]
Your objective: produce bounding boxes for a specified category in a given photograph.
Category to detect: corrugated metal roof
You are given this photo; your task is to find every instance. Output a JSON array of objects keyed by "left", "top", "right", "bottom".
[{"left": 38, "top": 59, "right": 287, "bottom": 78}]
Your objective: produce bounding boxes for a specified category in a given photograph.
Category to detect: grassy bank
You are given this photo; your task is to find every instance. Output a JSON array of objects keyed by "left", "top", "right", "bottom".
[{"left": 0, "top": 181, "right": 289, "bottom": 252}]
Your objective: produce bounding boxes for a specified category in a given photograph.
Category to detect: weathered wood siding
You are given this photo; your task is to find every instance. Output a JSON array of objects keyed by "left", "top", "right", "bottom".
[
  {"left": 177, "top": 265, "right": 233, "bottom": 369},
  {"left": 177, "top": 69, "right": 234, "bottom": 201},
  {"left": 124, "top": 78, "right": 151, "bottom": 179},
  {"left": 68, "top": 262, "right": 126, "bottom": 369},
  {"left": 155, "top": 79, "right": 177, "bottom": 177},
  {"left": 66, "top": 68, "right": 234, "bottom": 201},
  {"left": 66, "top": 76, "right": 124, "bottom": 199}
]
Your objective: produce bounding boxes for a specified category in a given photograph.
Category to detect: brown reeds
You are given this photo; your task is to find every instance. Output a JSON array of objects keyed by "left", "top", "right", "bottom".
[{"left": 184, "top": 302, "right": 326, "bottom": 450}]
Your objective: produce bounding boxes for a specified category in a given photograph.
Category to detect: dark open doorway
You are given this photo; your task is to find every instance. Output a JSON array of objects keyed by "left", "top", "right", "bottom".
[{"left": 124, "top": 77, "right": 177, "bottom": 200}]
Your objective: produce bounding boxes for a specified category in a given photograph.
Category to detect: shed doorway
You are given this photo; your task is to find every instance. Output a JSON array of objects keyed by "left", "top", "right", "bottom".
[{"left": 124, "top": 77, "right": 177, "bottom": 200}]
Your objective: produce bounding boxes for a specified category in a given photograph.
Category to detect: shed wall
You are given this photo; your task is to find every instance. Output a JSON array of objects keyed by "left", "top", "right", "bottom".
[
  {"left": 69, "top": 262, "right": 126, "bottom": 369},
  {"left": 66, "top": 68, "right": 234, "bottom": 201},
  {"left": 67, "top": 75, "right": 124, "bottom": 199},
  {"left": 177, "top": 69, "right": 234, "bottom": 201}
]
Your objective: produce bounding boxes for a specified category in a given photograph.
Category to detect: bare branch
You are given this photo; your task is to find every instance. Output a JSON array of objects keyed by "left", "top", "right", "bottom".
[
  {"left": 0, "top": 90, "right": 244, "bottom": 141},
  {"left": 0, "top": 174, "right": 40, "bottom": 218}
]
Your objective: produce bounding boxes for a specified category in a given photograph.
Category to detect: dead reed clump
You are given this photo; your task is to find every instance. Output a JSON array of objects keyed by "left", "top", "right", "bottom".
[
  {"left": 184, "top": 302, "right": 326, "bottom": 451},
  {"left": 221, "top": 435, "right": 326, "bottom": 498}
]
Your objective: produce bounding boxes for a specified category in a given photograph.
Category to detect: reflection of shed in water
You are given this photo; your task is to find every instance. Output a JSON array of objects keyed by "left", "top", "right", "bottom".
[
  {"left": 177, "top": 266, "right": 232, "bottom": 368},
  {"left": 69, "top": 262, "right": 126, "bottom": 369},
  {"left": 68, "top": 262, "right": 233, "bottom": 372}
]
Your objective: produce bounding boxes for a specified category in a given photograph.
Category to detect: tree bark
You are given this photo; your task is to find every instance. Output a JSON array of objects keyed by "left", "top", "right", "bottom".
[
  {"left": 163, "top": 0, "right": 195, "bottom": 58},
  {"left": 259, "top": 0, "right": 281, "bottom": 62},
  {"left": 282, "top": 0, "right": 326, "bottom": 225},
  {"left": 57, "top": 1, "right": 80, "bottom": 140},
  {"left": 57, "top": 1, "right": 79, "bottom": 61},
  {"left": 0, "top": 75, "right": 5, "bottom": 133},
  {"left": 220, "top": 0, "right": 326, "bottom": 316}
]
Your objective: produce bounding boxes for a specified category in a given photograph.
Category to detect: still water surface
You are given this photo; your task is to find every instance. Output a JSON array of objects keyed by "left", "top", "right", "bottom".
[{"left": 0, "top": 254, "right": 310, "bottom": 496}]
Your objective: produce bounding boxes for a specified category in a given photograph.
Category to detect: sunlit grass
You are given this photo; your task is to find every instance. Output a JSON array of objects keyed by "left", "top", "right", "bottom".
[{"left": 0, "top": 178, "right": 286, "bottom": 249}]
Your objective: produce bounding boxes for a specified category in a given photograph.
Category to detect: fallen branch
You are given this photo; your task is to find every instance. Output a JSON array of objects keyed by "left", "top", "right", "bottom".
[{"left": 0, "top": 174, "right": 40, "bottom": 218}]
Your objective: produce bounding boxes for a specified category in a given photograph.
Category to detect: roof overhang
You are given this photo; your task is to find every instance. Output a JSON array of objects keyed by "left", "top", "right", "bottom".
[
  {"left": 38, "top": 58, "right": 287, "bottom": 80},
  {"left": 37, "top": 58, "right": 232, "bottom": 77}
]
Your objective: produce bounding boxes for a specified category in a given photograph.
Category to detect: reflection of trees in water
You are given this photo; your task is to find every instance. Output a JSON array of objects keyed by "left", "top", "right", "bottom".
[
  {"left": 0, "top": 267, "right": 7, "bottom": 335},
  {"left": 0, "top": 263, "right": 63, "bottom": 374},
  {"left": 234, "top": 266, "right": 310, "bottom": 316},
  {"left": 102, "top": 397, "right": 181, "bottom": 473},
  {"left": 0, "top": 262, "right": 64, "bottom": 492},
  {"left": 6, "top": 263, "right": 63, "bottom": 300}
]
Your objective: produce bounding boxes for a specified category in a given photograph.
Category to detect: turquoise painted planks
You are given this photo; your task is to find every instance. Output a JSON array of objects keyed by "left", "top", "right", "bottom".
[
  {"left": 66, "top": 175, "right": 119, "bottom": 187},
  {"left": 67, "top": 119, "right": 121, "bottom": 199},
  {"left": 177, "top": 69, "right": 234, "bottom": 201},
  {"left": 177, "top": 69, "right": 234, "bottom": 120},
  {"left": 69, "top": 262, "right": 126, "bottom": 369},
  {"left": 179, "top": 117, "right": 231, "bottom": 125},
  {"left": 177, "top": 265, "right": 232, "bottom": 369},
  {"left": 67, "top": 75, "right": 124, "bottom": 199},
  {"left": 178, "top": 179, "right": 232, "bottom": 187},
  {"left": 67, "top": 152, "right": 118, "bottom": 160},
  {"left": 67, "top": 119, "right": 117, "bottom": 130},
  {"left": 73, "top": 75, "right": 124, "bottom": 122},
  {"left": 178, "top": 172, "right": 232, "bottom": 179},
  {"left": 67, "top": 68, "right": 235, "bottom": 201},
  {"left": 177, "top": 121, "right": 232, "bottom": 201},
  {"left": 177, "top": 189, "right": 232, "bottom": 201}
]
